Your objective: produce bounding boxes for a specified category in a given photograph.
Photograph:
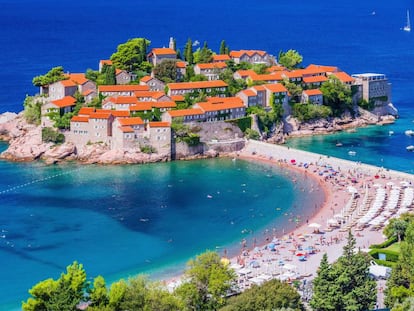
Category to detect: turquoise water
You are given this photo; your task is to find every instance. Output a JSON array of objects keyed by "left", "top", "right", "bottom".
[
  {"left": 0, "top": 151, "right": 323, "bottom": 310},
  {"left": 286, "top": 106, "right": 414, "bottom": 174}
]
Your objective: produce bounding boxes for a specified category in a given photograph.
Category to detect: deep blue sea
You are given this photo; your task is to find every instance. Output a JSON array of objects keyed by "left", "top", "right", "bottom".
[{"left": 0, "top": 0, "right": 413, "bottom": 309}]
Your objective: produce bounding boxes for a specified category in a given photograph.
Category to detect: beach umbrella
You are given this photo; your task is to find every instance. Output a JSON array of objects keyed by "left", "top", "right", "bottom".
[
  {"left": 249, "top": 260, "right": 260, "bottom": 268},
  {"left": 386, "top": 182, "right": 394, "bottom": 186},
  {"left": 308, "top": 222, "right": 321, "bottom": 229},
  {"left": 334, "top": 213, "right": 344, "bottom": 219},
  {"left": 296, "top": 253, "right": 305, "bottom": 257},
  {"left": 290, "top": 159, "right": 296, "bottom": 164},
  {"left": 267, "top": 242, "right": 276, "bottom": 250},
  {"left": 327, "top": 218, "right": 338, "bottom": 225},
  {"left": 298, "top": 256, "right": 306, "bottom": 261}
]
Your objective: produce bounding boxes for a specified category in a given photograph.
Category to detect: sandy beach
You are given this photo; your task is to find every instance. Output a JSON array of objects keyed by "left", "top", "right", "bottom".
[{"left": 167, "top": 141, "right": 414, "bottom": 307}]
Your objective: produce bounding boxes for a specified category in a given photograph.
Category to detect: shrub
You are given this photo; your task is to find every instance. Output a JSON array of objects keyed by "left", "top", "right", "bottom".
[
  {"left": 41, "top": 127, "right": 65, "bottom": 144},
  {"left": 369, "top": 249, "right": 399, "bottom": 262},
  {"left": 227, "top": 116, "right": 251, "bottom": 133},
  {"left": 292, "top": 103, "right": 332, "bottom": 122},
  {"left": 370, "top": 236, "right": 397, "bottom": 249},
  {"left": 140, "top": 145, "right": 156, "bottom": 154},
  {"left": 245, "top": 128, "right": 260, "bottom": 140}
]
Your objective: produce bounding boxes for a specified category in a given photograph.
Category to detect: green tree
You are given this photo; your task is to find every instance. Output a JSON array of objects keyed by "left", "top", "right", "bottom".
[
  {"left": 89, "top": 275, "right": 108, "bottom": 308},
  {"left": 310, "top": 232, "right": 376, "bottom": 311},
  {"left": 108, "top": 280, "right": 127, "bottom": 310},
  {"left": 184, "top": 65, "right": 195, "bottom": 82},
  {"left": 221, "top": 279, "right": 303, "bottom": 311},
  {"left": 292, "top": 103, "right": 332, "bottom": 122},
  {"left": 175, "top": 251, "right": 237, "bottom": 311},
  {"left": 320, "top": 76, "right": 353, "bottom": 116},
  {"left": 32, "top": 66, "right": 67, "bottom": 87},
  {"left": 184, "top": 38, "right": 194, "bottom": 64},
  {"left": 23, "top": 95, "right": 42, "bottom": 125},
  {"left": 219, "top": 40, "right": 229, "bottom": 55},
  {"left": 85, "top": 68, "right": 100, "bottom": 82},
  {"left": 110, "top": 38, "right": 150, "bottom": 71},
  {"left": 392, "top": 296, "right": 414, "bottom": 311},
  {"left": 154, "top": 59, "right": 178, "bottom": 82},
  {"left": 193, "top": 41, "right": 214, "bottom": 64},
  {"left": 22, "top": 261, "right": 88, "bottom": 311},
  {"left": 385, "top": 222, "right": 414, "bottom": 307},
  {"left": 384, "top": 213, "right": 414, "bottom": 242},
  {"left": 281, "top": 78, "right": 303, "bottom": 103},
  {"left": 278, "top": 50, "right": 303, "bottom": 69},
  {"left": 41, "top": 127, "right": 65, "bottom": 143},
  {"left": 103, "top": 65, "right": 116, "bottom": 85}
]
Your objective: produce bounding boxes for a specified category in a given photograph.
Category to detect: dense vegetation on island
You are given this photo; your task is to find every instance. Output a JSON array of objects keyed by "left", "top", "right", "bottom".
[{"left": 23, "top": 36, "right": 371, "bottom": 146}]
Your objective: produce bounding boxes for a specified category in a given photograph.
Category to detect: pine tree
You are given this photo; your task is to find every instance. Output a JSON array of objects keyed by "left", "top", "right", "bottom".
[
  {"left": 184, "top": 38, "right": 193, "bottom": 64},
  {"left": 310, "top": 232, "right": 376, "bottom": 311},
  {"left": 219, "top": 40, "right": 227, "bottom": 55}
]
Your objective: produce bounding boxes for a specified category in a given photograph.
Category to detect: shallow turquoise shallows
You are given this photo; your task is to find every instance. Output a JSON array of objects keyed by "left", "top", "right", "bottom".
[{"left": 0, "top": 150, "right": 323, "bottom": 310}]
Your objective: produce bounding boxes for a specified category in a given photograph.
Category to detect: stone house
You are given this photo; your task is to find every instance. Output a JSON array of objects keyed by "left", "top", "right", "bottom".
[
  {"left": 115, "top": 69, "right": 132, "bottom": 85},
  {"left": 41, "top": 96, "right": 77, "bottom": 126},
  {"left": 236, "top": 85, "right": 266, "bottom": 107},
  {"left": 166, "top": 80, "right": 228, "bottom": 98},
  {"left": 330, "top": 71, "right": 355, "bottom": 86},
  {"left": 193, "top": 97, "right": 246, "bottom": 121},
  {"left": 140, "top": 76, "right": 166, "bottom": 91},
  {"left": 147, "top": 121, "right": 171, "bottom": 156},
  {"left": 147, "top": 48, "right": 177, "bottom": 66},
  {"left": 301, "top": 89, "right": 323, "bottom": 105},
  {"left": 193, "top": 62, "right": 227, "bottom": 81},
  {"left": 98, "top": 85, "right": 149, "bottom": 97},
  {"left": 162, "top": 108, "right": 205, "bottom": 123},
  {"left": 229, "top": 50, "right": 275, "bottom": 65},
  {"left": 112, "top": 117, "right": 145, "bottom": 149},
  {"left": 302, "top": 75, "right": 328, "bottom": 88},
  {"left": 102, "top": 96, "right": 139, "bottom": 110},
  {"left": 176, "top": 61, "right": 187, "bottom": 81},
  {"left": 212, "top": 54, "right": 231, "bottom": 62}
]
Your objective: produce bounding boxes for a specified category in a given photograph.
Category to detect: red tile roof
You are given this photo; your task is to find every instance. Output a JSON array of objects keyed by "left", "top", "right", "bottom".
[
  {"left": 51, "top": 96, "right": 77, "bottom": 108},
  {"left": 264, "top": 83, "right": 288, "bottom": 93},
  {"left": 82, "top": 89, "right": 95, "bottom": 96},
  {"left": 89, "top": 112, "right": 112, "bottom": 119},
  {"left": 129, "top": 102, "right": 153, "bottom": 111},
  {"left": 167, "top": 108, "right": 204, "bottom": 117},
  {"left": 250, "top": 73, "right": 283, "bottom": 82},
  {"left": 78, "top": 107, "right": 95, "bottom": 115},
  {"left": 230, "top": 50, "right": 267, "bottom": 58},
  {"left": 151, "top": 48, "right": 176, "bottom": 55},
  {"left": 140, "top": 76, "right": 152, "bottom": 83},
  {"left": 242, "top": 89, "right": 257, "bottom": 97},
  {"left": 71, "top": 116, "right": 89, "bottom": 123},
  {"left": 60, "top": 79, "right": 77, "bottom": 87},
  {"left": 267, "top": 65, "right": 286, "bottom": 72},
  {"left": 105, "top": 96, "right": 138, "bottom": 105},
  {"left": 110, "top": 110, "right": 130, "bottom": 117},
  {"left": 118, "top": 117, "right": 144, "bottom": 125},
  {"left": 196, "top": 97, "right": 244, "bottom": 112},
  {"left": 151, "top": 101, "right": 177, "bottom": 108},
  {"left": 167, "top": 80, "right": 228, "bottom": 90},
  {"left": 331, "top": 71, "right": 355, "bottom": 83},
  {"left": 303, "top": 89, "right": 323, "bottom": 96},
  {"left": 100, "top": 59, "right": 113, "bottom": 66},
  {"left": 99, "top": 85, "right": 149, "bottom": 92},
  {"left": 149, "top": 121, "right": 170, "bottom": 128},
  {"left": 235, "top": 70, "right": 256, "bottom": 78},
  {"left": 195, "top": 62, "right": 227, "bottom": 70},
  {"left": 68, "top": 73, "right": 89, "bottom": 85},
  {"left": 212, "top": 54, "right": 231, "bottom": 61},
  {"left": 306, "top": 64, "right": 338, "bottom": 73},
  {"left": 303, "top": 75, "right": 328, "bottom": 83},
  {"left": 171, "top": 95, "right": 185, "bottom": 102},
  {"left": 176, "top": 61, "right": 187, "bottom": 68},
  {"left": 119, "top": 126, "right": 134, "bottom": 133}
]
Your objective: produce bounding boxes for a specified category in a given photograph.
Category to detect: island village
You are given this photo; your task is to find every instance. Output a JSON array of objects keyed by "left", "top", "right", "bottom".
[{"left": 0, "top": 37, "right": 398, "bottom": 163}]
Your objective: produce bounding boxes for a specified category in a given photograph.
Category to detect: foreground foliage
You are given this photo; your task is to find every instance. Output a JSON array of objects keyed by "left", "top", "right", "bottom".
[
  {"left": 385, "top": 219, "right": 414, "bottom": 308},
  {"left": 220, "top": 279, "right": 303, "bottom": 311},
  {"left": 310, "top": 231, "right": 376, "bottom": 311}
]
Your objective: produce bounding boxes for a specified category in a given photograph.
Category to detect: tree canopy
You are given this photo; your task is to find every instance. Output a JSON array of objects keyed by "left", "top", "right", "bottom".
[
  {"left": 154, "top": 59, "right": 178, "bottom": 83},
  {"left": 110, "top": 38, "right": 151, "bottom": 72},
  {"left": 193, "top": 41, "right": 214, "bottom": 64},
  {"left": 278, "top": 50, "right": 303, "bottom": 69},
  {"left": 32, "top": 66, "right": 67, "bottom": 87},
  {"left": 310, "top": 231, "right": 377, "bottom": 311},
  {"left": 175, "top": 251, "right": 237, "bottom": 310},
  {"left": 220, "top": 279, "right": 303, "bottom": 311},
  {"left": 22, "top": 261, "right": 88, "bottom": 311},
  {"left": 320, "top": 75, "right": 353, "bottom": 116}
]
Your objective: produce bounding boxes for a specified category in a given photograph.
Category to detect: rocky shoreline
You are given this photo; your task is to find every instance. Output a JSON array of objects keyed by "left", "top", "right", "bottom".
[{"left": 0, "top": 109, "right": 396, "bottom": 165}]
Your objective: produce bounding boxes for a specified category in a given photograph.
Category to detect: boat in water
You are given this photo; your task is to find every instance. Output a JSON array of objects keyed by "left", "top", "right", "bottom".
[
  {"left": 348, "top": 151, "right": 357, "bottom": 156},
  {"left": 404, "top": 10, "right": 411, "bottom": 32},
  {"left": 336, "top": 142, "right": 343, "bottom": 147},
  {"left": 407, "top": 145, "right": 414, "bottom": 152},
  {"left": 405, "top": 130, "right": 414, "bottom": 136},
  {"left": 389, "top": 130, "right": 394, "bottom": 136}
]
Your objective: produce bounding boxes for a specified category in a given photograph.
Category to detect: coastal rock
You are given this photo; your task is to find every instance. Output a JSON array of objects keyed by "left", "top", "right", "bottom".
[{"left": 42, "top": 142, "right": 77, "bottom": 160}]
